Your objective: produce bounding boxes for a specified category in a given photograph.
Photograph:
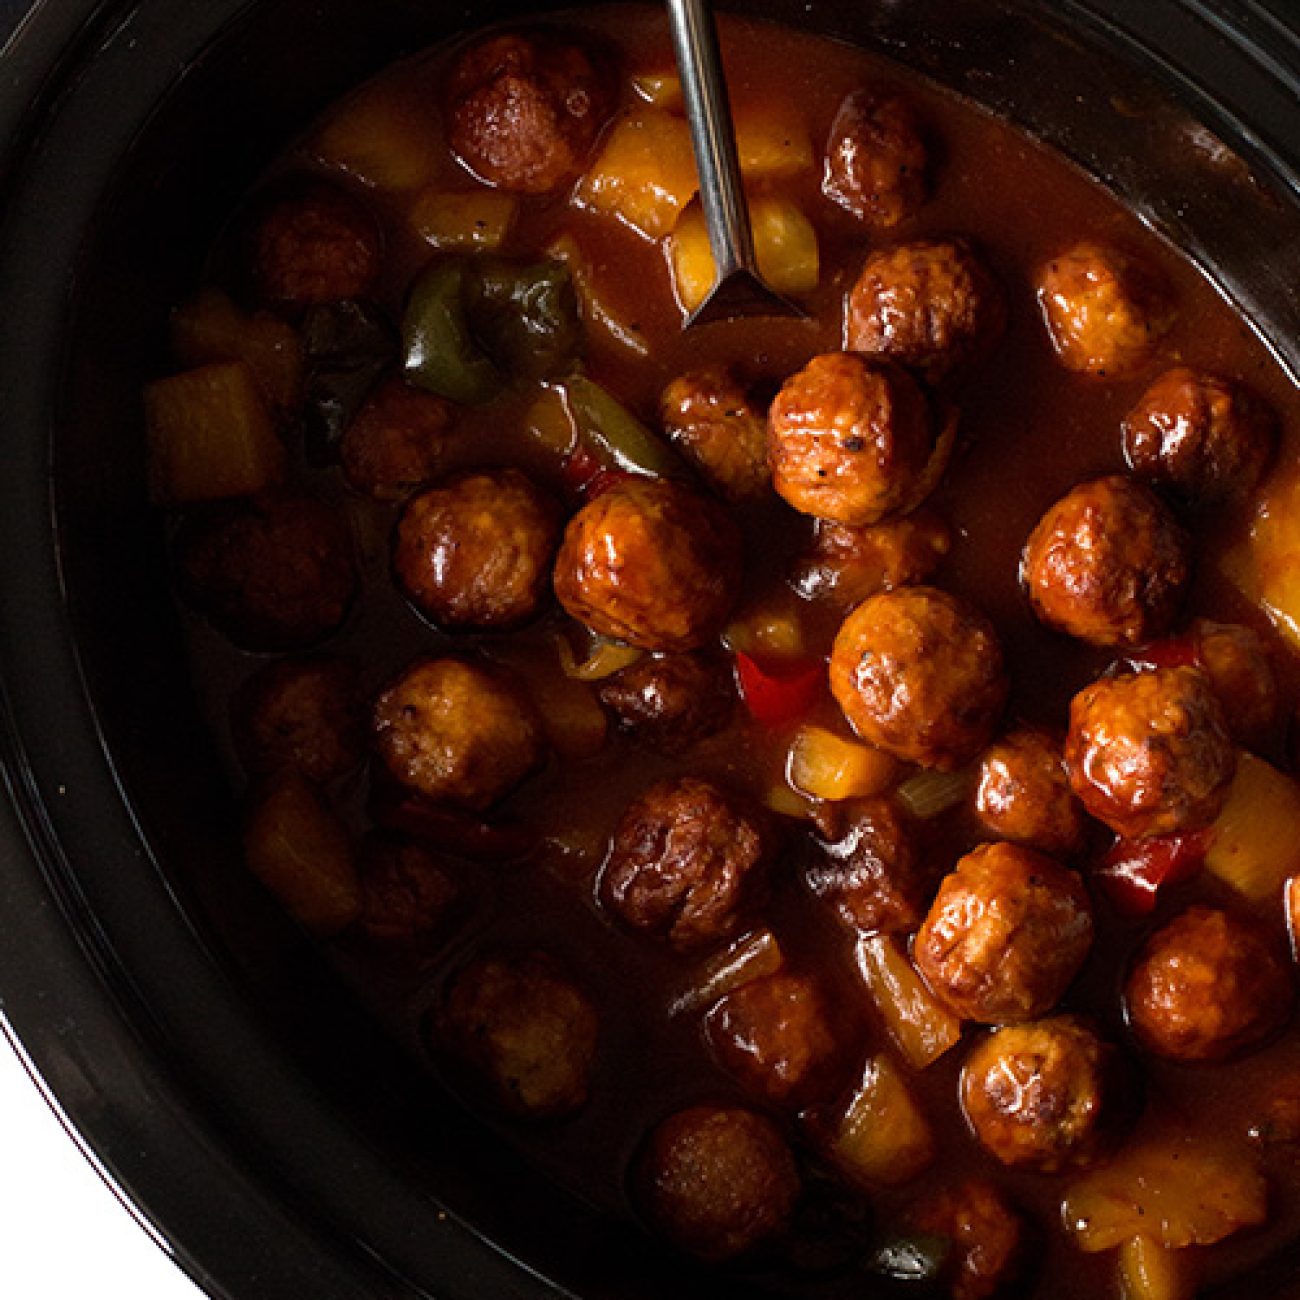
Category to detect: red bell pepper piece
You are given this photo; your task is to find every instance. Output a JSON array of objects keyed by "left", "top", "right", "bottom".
[
  {"left": 734, "top": 651, "right": 823, "bottom": 727},
  {"left": 561, "top": 446, "right": 632, "bottom": 499},
  {"left": 1094, "top": 829, "right": 1210, "bottom": 915}
]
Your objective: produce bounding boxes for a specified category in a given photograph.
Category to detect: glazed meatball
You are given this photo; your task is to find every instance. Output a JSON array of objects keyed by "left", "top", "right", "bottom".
[
  {"left": 706, "top": 972, "right": 839, "bottom": 1106},
  {"left": 806, "top": 796, "right": 932, "bottom": 935},
  {"left": 1021, "top": 475, "right": 1190, "bottom": 647},
  {"left": 909, "top": 1179, "right": 1027, "bottom": 1300},
  {"left": 441, "top": 950, "right": 599, "bottom": 1118},
  {"left": 1123, "top": 367, "right": 1277, "bottom": 506},
  {"left": 1193, "top": 619, "right": 1279, "bottom": 744},
  {"left": 394, "top": 469, "right": 562, "bottom": 631},
  {"left": 231, "top": 655, "right": 364, "bottom": 784},
  {"left": 845, "top": 238, "right": 1006, "bottom": 385},
  {"left": 1126, "top": 906, "right": 1293, "bottom": 1062},
  {"left": 372, "top": 657, "right": 546, "bottom": 810},
  {"left": 822, "top": 91, "right": 928, "bottom": 228},
  {"left": 340, "top": 376, "right": 455, "bottom": 500},
  {"left": 659, "top": 366, "right": 769, "bottom": 503},
  {"left": 634, "top": 1105, "right": 800, "bottom": 1260},
  {"left": 249, "top": 179, "right": 381, "bottom": 308},
  {"left": 768, "top": 352, "right": 935, "bottom": 526},
  {"left": 961, "top": 1017, "right": 1119, "bottom": 1171},
  {"left": 1037, "top": 241, "right": 1174, "bottom": 378},
  {"left": 1065, "top": 666, "right": 1235, "bottom": 838},
  {"left": 914, "top": 842, "right": 1094, "bottom": 1024},
  {"left": 553, "top": 477, "right": 741, "bottom": 651},
  {"left": 790, "top": 508, "right": 951, "bottom": 607},
  {"left": 175, "top": 493, "right": 357, "bottom": 651},
  {"left": 445, "top": 30, "right": 614, "bottom": 193},
  {"left": 596, "top": 651, "right": 735, "bottom": 753},
  {"left": 356, "top": 834, "right": 458, "bottom": 948},
  {"left": 601, "top": 777, "right": 767, "bottom": 949},
  {"left": 829, "top": 585, "right": 1008, "bottom": 769},
  {"left": 974, "top": 728, "right": 1087, "bottom": 859}
]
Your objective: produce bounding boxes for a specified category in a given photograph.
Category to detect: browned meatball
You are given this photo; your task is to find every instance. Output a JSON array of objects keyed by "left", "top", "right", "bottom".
[
  {"left": 974, "top": 728, "right": 1087, "bottom": 859},
  {"left": 249, "top": 180, "right": 381, "bottom": 308},
  {"left": 961, "top": 1017, "right": 1119, "bottom": 1171},
  {"left": 822, "top": 91, "right": 928, "bottom": 228},
  {"left": 372, "top": 657, "right": 546, "bottom": 811},
  {"left": 441, "top": 950, "right": 598, "bottom": 1118},
  {"left": 1126, "top": 906, "right": 1293, "bottom": 1062},
  {"left": 596, "top": 651, "right": 735, "bottom": 753},
  {"left": 634, "top": 1105, "right": 800, "bottom": 1260},
  {"left": 231, "top": 655, "right": 364, "bottom": 784},
  {"left": 790, "top": 508, "right": 951, "bottom": 607},
  {"left": 600, "top": 777, "right": 767, "bottom": 950},
  {"left": 1064, "top": 666, "right": 1235, "bottom": 838},
  {"left": 356, "top": 834, "right": 459, "bottom": 948},
  {"left": 806, "top": 796, "right": 932, "bottom": 935},
  {"left": 830, "top": 585, "right": 1008, "bottom": 769},
  {"left": 1021, "top": 475, "right": 1190, "bottom": 647},
  {"left": 845, "top": 238, "right": 1006, "bottom": 385},
  {"left": 1122, "top": 367, "right": 1277, "bottom": 506},
  {"left": 768, "top": 352, "right": 935, "bottom": 526},
  {"left": 393, "top": 469, "right": 562, "bottom": 631},
  {"left": 909, "top": 1179, "right": 1027, "bottom": 1300},
  {"left": 339, "top": 376, "right": 455, "bottom": 500},
  {"left": 914, "top": 842, "right": 1094, "bottom": 1024},
  {"left": 705, "top": 972, "right": 838, "bottom": 1106},
  {"left": 175, "top": 493, "right": 357, "bottom": 651},
  {"left": 1193, "top": 619, "right": 1278, "bottom": 745},
  {"left": 1037, "top": 241, "right": 1174, "bottom": 378},
  {"left": 553, "top": 477, "right": 741, "bottom": 652},
  {"left": 659, "top": 366, "right": 769, "bottom": 503},
  {"left": 445, "top": 30, "right": 614, "bottom": 194}
]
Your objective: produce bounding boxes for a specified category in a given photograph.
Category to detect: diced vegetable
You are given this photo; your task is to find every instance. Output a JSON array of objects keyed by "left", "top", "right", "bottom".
[
  {"left": 855, "top": 934, "right": 962, "bottom": 1069},
  {"left": 826, "top": 1054, "right": 936, "bottom": 1187},
  {"left": 559, "top": 374, "right": 683, "bottom": 478},
  {"left": 1221, "top": 462, "right": 1300, "bottom": 651},
  {"left": 735, "top": 652, "right": 823, "bottom": 728},
  {"left": 1204, "top": 750, "right": 1300, "bottom": 900},
  {"left": 733, "top": 98, "right": 814, "bottom": 178},
  {"left": 895, "top": 767, "right": 974, "bottom": 820},
  {"left": 670, "top": 928, "right": 784, "bottom": 1017},
  {"left": 409, "top": 189, "right": 519, "bottom": 252},
  {"left": 669, "top": 196, "right": 819, "bottom": 313},
  {"left": 471, "top": 257, "right": 582, "bottom": 381},
  {"left": 243, "top": 772, "right": 360, "bottom": 937},
  {"left": 1095, "top": 831, "right": 1209, "bottom": 915},
  {"left": 548, "top": 234, "right": 650, "bottom": 358},
  {"left": 402, "top": 259, "right": 503, "bottom": 404},
  {"left": 1062, "top": 1134, "right": 1267, "bottom": 1252},
  {"left": 763, "top": 784, "right": 814, "bottom": 820},
  {"left": 312, "top": 87, "right": 438, "bottom": 192},
  {"left": 787, "top": 725, "right": 899, "bottom": 802},
  {"left": 1117, "top": 1235, "right": 1198, "bottom": 1300},
  {"left": 524, "top": 386, "right": 580, "bottom": 458},
  {"left": 145, "top": 361, "right": 287, "bottom": 504},
  {"left": 556, "top": 633, "right": 644, "bottom": 682},
  {"left": 171, "top": 287, "right": 304, "bottom": 414},
  {"left": 576, "top": 106, "right": 699, "bottom": 239},
  {"left": 724, "top": 596, "right": 808, "bottom": 660},
  {"left": 631, "top": 68, "right": 683, "bottom": 110},
  {"left": 493, "top": 642, "right": 609, "bottom": 759}
]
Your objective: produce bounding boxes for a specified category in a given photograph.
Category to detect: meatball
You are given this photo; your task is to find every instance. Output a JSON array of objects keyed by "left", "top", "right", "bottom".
[
  {"left": 1021, "top": 475, "right": 1190, "bottom": 647},
  {"left": 634, "top": 1105, "right": 800, "bottom": 1260},
  {"left": 553, "top": 477, "right": 742, "bottom": 652},
  {"left": 372, "top": 657, "right": 546, "bottom": 810},
  {"left": 340, "top": 376, "right": 455, "bottom": 500},
  {"left": 845, "top": 238, "right": 1007, "bottom": 385},
  {"left": 806, "top": 796, "right": 932, "bottom": 934},
  {"left": 1126, "top": 905, "right": 1293, "bottom": 1062},
  {"left": 974, "top": 728, "right": 1087, "bottom": 859},
  {"left": 600, "top": 777, "right": 767, "bottom": 949},
  {"left": 175, "top": 492, "right": 357, "bottom": 651},
  {"left": 822, "top": 91, "right": 928, "bottom": 228},
  {"left": 1193, "top": 619, "right": 1278, "bottom": 745},
  {"left": 248, "top": 179, "right": 381, "bottom": 308},
  {"left": 596, "top": 651, "right": 735, "bottom": 753},
  {"left": 1122, "top": 367, "right": 1277, "bottom": 506},
  {"left": 356, "top": 834, "right": 459, "bottom": 948},
  {"left": 441, "top": 950, "right": 598, "bottom": 1118},
  {"left": 769, "top": 352, "right": 935, "bottom": 526},
  {"left": 1037, "top": 241, "right": 1174, "bottom": 378},
  {"left": 394, "top": 469, "right": 562, "bottom": 631},
  {"left": 1064, "top": 666, "right": 1235, "bottom": 838},
  {"left": 790, "top": 508, "right": 951, "bottom": 607},
  {"left": 909, "top": 1179, "right": 1027, "bottom": 1300},
  {"left": 961, "top": 1017, "right": 1119, "bottom": 1171},
  {"left": 445, "top": 30, "right": 614, "bottom": 194},
  {"left": 659, "top": 366, "right": 769, "bottom": 503},
  {"left": 914, "top": 842, "right": 1094, "bottom": 1024},
  {"left": 231, "top": 655, "right": 364, "bottom": 784},
  {"left": 829, "top": 585, "right": 1008, "bottom": 769}
]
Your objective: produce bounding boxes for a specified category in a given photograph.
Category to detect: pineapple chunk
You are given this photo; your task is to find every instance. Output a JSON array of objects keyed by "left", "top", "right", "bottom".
[
  {"left": 409, "top": 189, "right": 519, "bottom": 252},
  {"left": 630, "top": 68, "right": 683, "bottom": 110},
  {"left": 734, "top": 98, "right": 814, "bottom": 178},
  {"left": 312, "top": 86, "right": 438, "bottom": 193},
  {"left": 1117, "top": 1236, "right": 1198, "bottom": 1300},
  {"left": 669, "top": 196, "right": 819, "bottom": 312},
  {"left": 787, "top": 725, "right": 899, "bottom": 802},
  {"left": 145, "top": 362, "right": 287, "bottom": 504},
  {"left": 826, "top": 1054, "right": 936, "bottom": 1187},
  {"left": 855, "top": 934, "right": 963, "bottom": 1069},
  {"left": 1205, "top": 750, "right": 1300, "bottom": 900},
  {"left": 1221, "top": 459, "right": 1300, "bottom": 651}
]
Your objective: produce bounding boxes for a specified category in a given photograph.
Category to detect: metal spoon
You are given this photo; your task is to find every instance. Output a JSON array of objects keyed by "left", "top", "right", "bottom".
[{"left": 666, "top": 0, "right": 804, "bottom": 327}]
